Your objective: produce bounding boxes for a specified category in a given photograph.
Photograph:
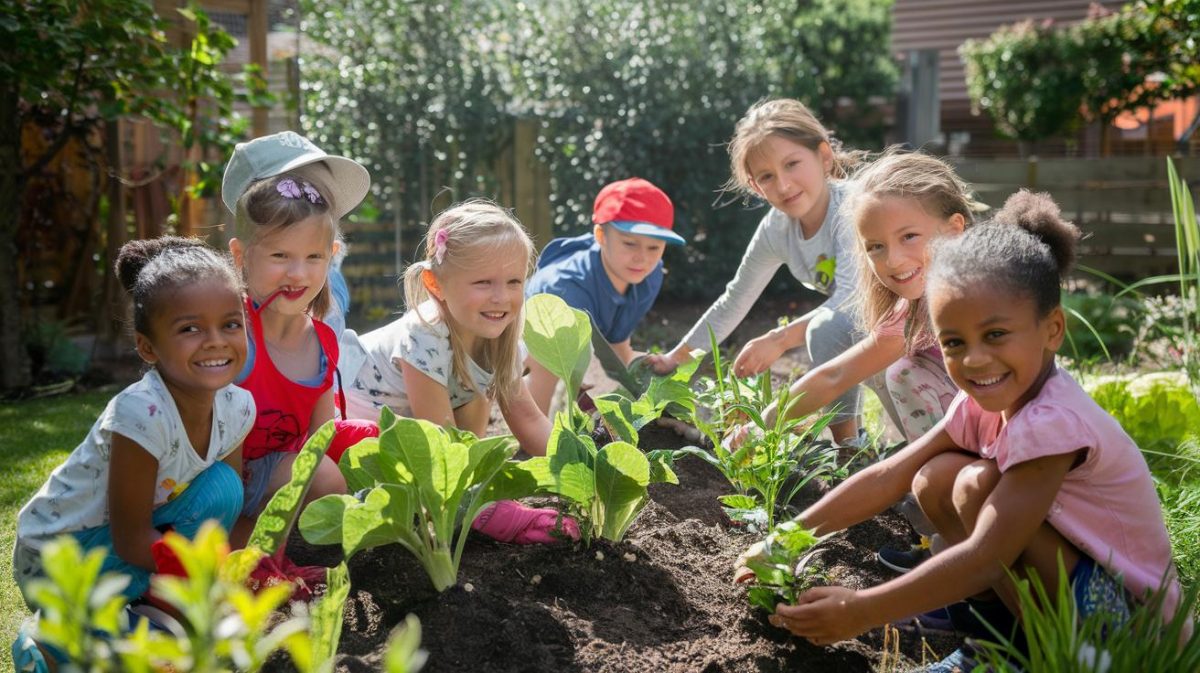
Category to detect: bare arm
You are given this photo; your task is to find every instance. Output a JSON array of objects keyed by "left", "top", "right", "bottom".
[
  {"left": 499, "top": 381, "right": 552, "bottom": 456},
  {"left": 222, "top": 444, "right": 243, "bottom": 475},
  {"left": 776, "top": 451, "right": 1077, "bottom": 645},
  {"left": 609, "top": 339, "right": 637, "bottom": 365},
  {"left": 453, "top": 395, "right": 491, "bottom": 437},
  {"left": 400, "top": 360, "right": 457, "bottom": 427},
  {"left": 855, "top": 451, "right": 1077, "bottom": 621},
  {"left": 798, "top": 423, "right": 960, "bottom": 535},
  {"left": 108, "top": 433, "right": 162, "bottom": 572},
  {"left": 524, "top": 356, "right": 558, "bottom": 415},
  {"left": 761, "top": 331, "right": 906, "bottom": 426},
  {"left": 308, "top": 387, "right": 336, "bottom": 432}
]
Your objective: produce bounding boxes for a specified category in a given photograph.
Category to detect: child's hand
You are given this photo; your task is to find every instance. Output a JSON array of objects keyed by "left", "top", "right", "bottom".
[
  {"left": 723, "top": 423, "right": 753, "bottom": 450},
  {"left": 770, "top": 586, "right": 869, "bottom": 646},
  {"left": 733, "top": 332, "right": 787, "bottom": 377},
  {"left": 644, "top": 352, "right": 681, "bottom": 375},
  {"left": 732, "top": 539, "right": 766, "bottom": 584},
  {"left": 655, "top": 416, "right": 703, "bottom": 443}
]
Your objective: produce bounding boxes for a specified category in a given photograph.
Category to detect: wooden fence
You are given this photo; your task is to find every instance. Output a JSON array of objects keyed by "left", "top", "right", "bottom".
[
  {"left": 340, "top": 119, "right": 553, "bottom": 325},
  {"left": 952, "top": 156, "right": 1200, "bottom": 280}
]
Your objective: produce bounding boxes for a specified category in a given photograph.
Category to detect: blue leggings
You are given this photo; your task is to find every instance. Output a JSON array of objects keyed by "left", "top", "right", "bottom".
[{"left": 70, "top": 461, "right": 243, "bottom": 599}]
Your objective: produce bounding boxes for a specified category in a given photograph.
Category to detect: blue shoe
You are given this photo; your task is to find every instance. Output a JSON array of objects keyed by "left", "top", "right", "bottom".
[
  {"left": 915, "top": 606, "right": 955, "bottom": 631},
  {"left": 924, "top": 646, "right": 976, "bottom": 673},
  {"left": 12, "top": 624, "right": 49, "bottom": 673},
  {"left": 877, "top": 536, "right": 933, "bottom": 573}
]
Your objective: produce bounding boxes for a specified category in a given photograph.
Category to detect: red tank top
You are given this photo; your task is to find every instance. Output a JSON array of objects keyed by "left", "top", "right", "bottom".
[{"left": 240, "top": 296, "right": 339, "bottom": 461}]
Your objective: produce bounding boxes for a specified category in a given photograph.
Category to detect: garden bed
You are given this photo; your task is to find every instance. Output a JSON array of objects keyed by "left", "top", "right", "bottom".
[{"left": 284, "top": 424, "right": 959, "bottom": 672}]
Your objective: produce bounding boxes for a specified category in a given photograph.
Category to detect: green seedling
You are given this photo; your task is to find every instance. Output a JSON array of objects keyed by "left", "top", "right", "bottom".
[
  {"left": 516, "top": 414, "right": 677, "bottom": 544},
  {"left": 299, "top": 410, "right": 534, "bottom": 591},
  {"left": 743, "top": 521, "right": 828, "bottom": 612},
  {"left": 25, "top": 522, "right": 347, "bottom": 673}
]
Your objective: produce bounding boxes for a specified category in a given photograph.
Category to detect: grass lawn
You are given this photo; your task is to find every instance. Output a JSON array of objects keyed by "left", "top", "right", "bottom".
[{"left": 0, "top": 390, "right": 112, "bottom": 671}]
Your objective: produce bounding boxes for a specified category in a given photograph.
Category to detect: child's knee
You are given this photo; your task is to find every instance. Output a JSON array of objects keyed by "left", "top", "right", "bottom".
[
  {"left": 951, "top": 459, "right": 1001, "bottom": 513},
  {"left": 202, "top": 462, "right": 246, "bottom": 529},
  {"left": 912, "top": 453, "right": 962, "bottom": 508},
  {"left": 306, "top": 456, "right": 346, "bottom": 501},
  {"left": 805, "top": 308, "right": 857, "bottom": 364}
]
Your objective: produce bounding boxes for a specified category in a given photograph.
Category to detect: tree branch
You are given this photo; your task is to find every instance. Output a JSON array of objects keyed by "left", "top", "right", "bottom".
[{"left": 20, "top": 46, "right": 88, "bottom": 182}]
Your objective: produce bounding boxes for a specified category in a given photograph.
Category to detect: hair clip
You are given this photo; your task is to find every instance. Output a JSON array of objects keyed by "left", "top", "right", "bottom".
[
  {"left": 432, "top": 228, "right": 449, "bottom": 265},
  {"left": 276, "top": 178, "right": 323, "bottom": 204}
]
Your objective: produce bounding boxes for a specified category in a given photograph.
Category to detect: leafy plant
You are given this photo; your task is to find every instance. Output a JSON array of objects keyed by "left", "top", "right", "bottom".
[
  {"left": 520, "top": 292, "right": 685, "bottom": 543},
  {"left": 524, "top": 294, "right": 593, "bottom": 432},
  {"left": 742, "top": 521, "right": 827, "bottom": 612},
  {"left": 515, "top": 415, "right": 678, "bottom": 545},
  {"left": 1086, "top": 372, "right": 1200, "bottom": 459},
  {"left": 677, "top": 329, "right": 839, "bottom": 530},
  {"left": 299, "top": 409, "right": 531, "bottom": 591},
  {"left": 25, "top": 521, "right": 348, "bottom": 672},
  {"left": 972, "top": 557, "right": 1200, "bottom": 673}
]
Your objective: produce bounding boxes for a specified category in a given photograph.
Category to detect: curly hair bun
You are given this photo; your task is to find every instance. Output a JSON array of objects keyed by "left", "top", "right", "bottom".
[{"left": 994, "top": 190, "right": 1081, "bottom": 277}]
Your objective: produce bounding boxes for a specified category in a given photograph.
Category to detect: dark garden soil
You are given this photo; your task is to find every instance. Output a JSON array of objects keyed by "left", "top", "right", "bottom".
[{"left": 280, "top": 422, "right": 962, "bottom": 673}]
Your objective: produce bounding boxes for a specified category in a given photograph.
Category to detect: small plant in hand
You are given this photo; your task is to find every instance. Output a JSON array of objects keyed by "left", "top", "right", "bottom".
[{"left": 742, "top": 521, "right": 828, "bottom": 613}]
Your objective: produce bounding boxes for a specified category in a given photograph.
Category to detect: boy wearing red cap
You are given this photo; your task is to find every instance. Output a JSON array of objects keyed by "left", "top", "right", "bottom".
[{"left": 526, "top": 177, "right": 685, "bottom": 412}]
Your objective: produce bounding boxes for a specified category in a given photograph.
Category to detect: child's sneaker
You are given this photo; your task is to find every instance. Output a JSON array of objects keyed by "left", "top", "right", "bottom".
[
  {"left": 877, "top": 535, "right": 932, "bottom": 573},
  {"left": 923, "top": 644, "right": 978, "bottom": 673}
]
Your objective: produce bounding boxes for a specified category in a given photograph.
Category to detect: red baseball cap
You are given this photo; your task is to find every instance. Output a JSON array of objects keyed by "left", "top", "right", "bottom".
[{"left": 592, "top": 177, "right": 684, "bottom": 245}]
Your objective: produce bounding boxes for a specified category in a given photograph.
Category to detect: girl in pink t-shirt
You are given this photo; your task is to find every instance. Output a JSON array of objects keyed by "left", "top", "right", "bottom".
[{"left": 738, "top": 191, "right": 1186, "bottom": 670}]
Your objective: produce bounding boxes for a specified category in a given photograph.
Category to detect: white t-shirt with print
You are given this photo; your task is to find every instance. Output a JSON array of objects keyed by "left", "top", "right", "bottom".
[
  {"left": 16, "top": 369, "right": 255, "bottom": 549},
  {"left": 341, "top": 301, "right": 495, "bottom": 421}
]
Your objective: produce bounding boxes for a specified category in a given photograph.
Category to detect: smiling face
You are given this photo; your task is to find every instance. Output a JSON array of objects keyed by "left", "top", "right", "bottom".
[
  {"left": 929, "top": 284, "right": 1064, "bottom": 419},
  {"left": 136, "top": 278, "right": 248, "bottom": 398},
  {"left": 428, "top": 240, "right": 530, "bottom": 351},
  {"left": 746, "top": 134, "right": 833, "bottom": 224},
  {"left": 595, "top": 225, "right": 666, "bottom": 294},
  {"left": 232, "top": 214, "right": 335, "bottom": 315},
  {"left": 858, "top": 196, "right": 965, "bottom": 302}
]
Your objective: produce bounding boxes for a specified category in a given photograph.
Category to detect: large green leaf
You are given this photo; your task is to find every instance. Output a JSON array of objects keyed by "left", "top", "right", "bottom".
[
  {"left": 646, "top": 449, "right": 679, "bottom": 485},
  {"left": 556, "top": 462, "right": 597, "bottom": 507},
  {"left": 594, "top": 442, "right": 650, "bottom": 542},
  {"left": 524, "top": 293, "right": 592, "bottom": 396},
  {"left": 248, "top": 420, "right": 337, "bottom": 554},
  {"left": 339, "top": 436, "right": 382, "bottom": 493},
  {"left": 343, "top": 484, "right": 415, "bottom": 558},
  {"left": 477, "top": 461, "right": 540, "bottom": 503},
  {"left": 299, "top": 494, "right": 358, "bottom": 546},
  {"left": 594, "top": 394, "right": 639, "bottom": 444},
  {"left": 390, "top": 418, "right": 463, "bottom": 511},
  {"left": 548, "top": 416, "right": 595, "bottom": 472}
]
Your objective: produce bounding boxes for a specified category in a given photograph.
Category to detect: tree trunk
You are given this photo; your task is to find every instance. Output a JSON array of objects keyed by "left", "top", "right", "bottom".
[{"left": 0, "top": 76, "right": 30, "bottom": 391}]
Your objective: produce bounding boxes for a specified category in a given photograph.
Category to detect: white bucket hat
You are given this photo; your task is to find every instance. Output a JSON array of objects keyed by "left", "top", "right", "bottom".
[{"left": 221, "top": 131, "right": 371, "bottom": 219}]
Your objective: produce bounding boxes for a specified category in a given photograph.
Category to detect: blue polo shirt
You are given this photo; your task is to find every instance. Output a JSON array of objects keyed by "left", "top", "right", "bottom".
[{"left": 526, "top": 233, "right": 663, "bottom": 343}]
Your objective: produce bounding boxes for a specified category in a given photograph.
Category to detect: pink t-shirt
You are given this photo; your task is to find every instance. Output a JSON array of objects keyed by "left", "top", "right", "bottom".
[
  {"left": 944, "top": 365, "right": 1181, "bottom": 622},
  {"left": 873, "top": 298, "right": 940, "bottom": 356}
]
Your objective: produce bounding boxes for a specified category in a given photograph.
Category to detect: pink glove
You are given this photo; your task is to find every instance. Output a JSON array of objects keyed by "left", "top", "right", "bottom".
[{"left": 471, "top": 500, "right": 580, "bottom": 544}]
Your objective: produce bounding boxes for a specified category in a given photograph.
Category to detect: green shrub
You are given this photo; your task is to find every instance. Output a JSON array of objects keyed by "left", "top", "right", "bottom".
[{"left": 1086, "top": 371, "right": 1200, "bottom": 461}]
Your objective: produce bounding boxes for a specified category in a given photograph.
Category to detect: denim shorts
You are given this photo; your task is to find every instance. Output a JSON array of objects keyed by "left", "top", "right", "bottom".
[
  {"left": 240, "top": 451, "right": 291, "bottom": 517},
  {"left": 1071, "top": 554, "right": 1133, "bottom": 623}
]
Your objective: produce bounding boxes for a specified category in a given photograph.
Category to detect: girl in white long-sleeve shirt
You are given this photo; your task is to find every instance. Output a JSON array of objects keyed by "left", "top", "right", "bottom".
[{"left": 648, "top": 98, "right": 894, "bottom": 444}]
